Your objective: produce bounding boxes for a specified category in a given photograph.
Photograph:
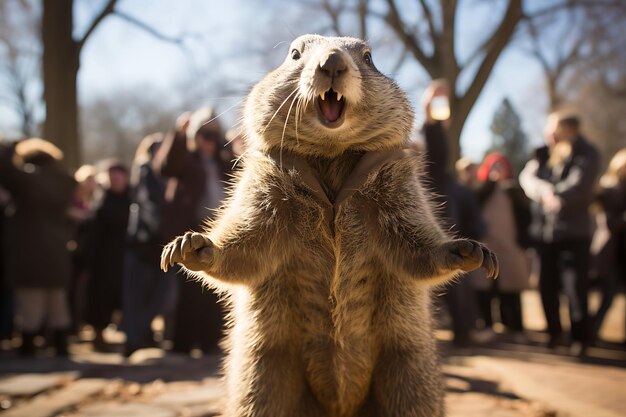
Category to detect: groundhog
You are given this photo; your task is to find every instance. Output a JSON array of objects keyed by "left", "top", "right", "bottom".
[{"left": 161, "top": 34, "right": 498, "bottom": 417}]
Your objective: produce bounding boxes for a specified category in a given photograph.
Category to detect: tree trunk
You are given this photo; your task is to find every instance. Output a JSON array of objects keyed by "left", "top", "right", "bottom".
[{"left": 42, "top": 0, "right": 80, "bottom": 169}]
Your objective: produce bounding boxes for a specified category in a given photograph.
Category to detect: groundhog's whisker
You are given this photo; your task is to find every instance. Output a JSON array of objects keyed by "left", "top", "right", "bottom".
[
  {"left": 223, "top": 122, "right": 245, "bottom": 147},
  {"left": 294, "top": 91, "right": 312, "bottom": 145},
  {"left": 280, "top": 91, "right": 299, "bottom": 168},
  {"left": 199, "top": 98, "right": 246, "bottom": 128},
  {"left": 295, "top": 96, "right": 302, "bottom": 145},
  {"left": 260, "top": 87, "right": 300, "bottom": 137},
  {"left": 232, "top": 148, "right": 251, "bottom": 170}
]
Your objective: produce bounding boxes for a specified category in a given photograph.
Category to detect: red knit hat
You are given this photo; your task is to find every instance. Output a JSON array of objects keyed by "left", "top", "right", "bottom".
[{"left": 477, "top": 152, "right": 513, "bottom": 182}]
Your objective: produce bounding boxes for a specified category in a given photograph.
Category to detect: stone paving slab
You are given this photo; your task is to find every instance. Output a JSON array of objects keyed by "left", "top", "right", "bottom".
[
  {"left": 2, "top": 378, "right": 107, "bottom": 417},
  {"left": 152, "top": 380, "right": 223, "bottom": 407},
  {"left": 0, "top": 371, "right": 79, "bottom": 396},
  {"left": 180, "top": 403, "right": 221, "bottom": 417},
  {"left": 78, "top": 402, "right": 177, "bottom": 417},
  {"left": 470, "top": 356, "right": 626, "bottom": 417}
]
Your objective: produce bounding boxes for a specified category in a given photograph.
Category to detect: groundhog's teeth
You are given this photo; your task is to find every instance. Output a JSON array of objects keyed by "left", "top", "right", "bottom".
[
  {"left": 320, "top": 91, "right": 326, "bottom": 101},
  {"left": 336, "top": 92, "right": 343, "bottom": 101}
]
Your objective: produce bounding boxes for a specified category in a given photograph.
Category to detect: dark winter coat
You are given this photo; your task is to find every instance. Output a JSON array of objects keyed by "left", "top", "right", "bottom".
[
  {"left": 127, "top": 161, "right": 166, "bottom": 263},
  {"left": 0, "top": 147, "right": 75, "bottom": 288},
  {"left": 85, "top": 189, "right": 130, "bottom": 328}
]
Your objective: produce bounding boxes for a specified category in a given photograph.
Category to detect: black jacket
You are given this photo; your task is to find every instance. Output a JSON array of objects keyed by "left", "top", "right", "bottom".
[
  {"left": 0, "top": 151, "right": 75, "bottom": 288},
  {"left": 127, "top": 161, "right": 166, "bottom": 262}
]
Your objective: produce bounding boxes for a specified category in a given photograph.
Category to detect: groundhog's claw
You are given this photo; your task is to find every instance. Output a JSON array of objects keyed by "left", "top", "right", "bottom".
[
  {"left": 483, "top": 247, "right": 500, "bottom": 279},
  {"left": 441, "top": 239, "right": 499, "bottom": 279},
  {"left": 160, "top": 231, "right": 214, "bottom": 273}
]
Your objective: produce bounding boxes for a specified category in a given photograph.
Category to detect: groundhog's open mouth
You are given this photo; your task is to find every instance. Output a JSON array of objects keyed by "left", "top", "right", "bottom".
[{"left": 316, "top": 88, "right": 346, "bottom": 128}]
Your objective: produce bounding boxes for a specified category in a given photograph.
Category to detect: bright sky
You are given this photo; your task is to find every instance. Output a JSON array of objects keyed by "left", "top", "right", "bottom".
[{"left": 7, "top": 0, "right": 553, "bottom": 162}]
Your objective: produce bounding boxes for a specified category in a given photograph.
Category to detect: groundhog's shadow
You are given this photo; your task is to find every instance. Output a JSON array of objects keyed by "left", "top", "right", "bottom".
[{"left": 443, "top": 372, "right": 521, "bottom": 400}]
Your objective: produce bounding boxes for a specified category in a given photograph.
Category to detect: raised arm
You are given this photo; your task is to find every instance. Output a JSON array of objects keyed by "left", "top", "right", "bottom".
[
  {"left": 519, "top": 159, "right": 555, "bottom": 203},
  {"left": 152, "top": 129, "right": 196, "bottom": 179},
  {"left": 358, "top": 159, "right": 498, "bottom": 285}
]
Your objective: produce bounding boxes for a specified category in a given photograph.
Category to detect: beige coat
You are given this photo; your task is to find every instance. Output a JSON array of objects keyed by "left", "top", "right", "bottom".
[{"left": 473, "top": 183, "right": 530, "bottom": 292}]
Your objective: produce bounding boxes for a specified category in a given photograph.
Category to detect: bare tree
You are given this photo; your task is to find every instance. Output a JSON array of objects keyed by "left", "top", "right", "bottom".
[
  {"left": 315, "top": 0, "right": 625, "bottom": 167},
  {"left": 316, "top": 0, "right": 525, "bottom": 165},
  {"left": 571, "top": 72, "right": 626, "bottom": 166},
  {"left": 41, "top": 0, "right": 197, "bottom": 168},
  {"left": 518, "top": 1, "right": 626, "bottom": 165},
  {"left": 524, "top": 4, "right": 626, "bottom": 110}
]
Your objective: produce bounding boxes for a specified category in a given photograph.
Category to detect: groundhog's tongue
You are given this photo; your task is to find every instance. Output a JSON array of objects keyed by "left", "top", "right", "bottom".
[
  {"left": 320, "top": 99, "right": 341, "bottom": 122},
  {"left": 319, "top": 89, "right": 344, "bottom": 123}
]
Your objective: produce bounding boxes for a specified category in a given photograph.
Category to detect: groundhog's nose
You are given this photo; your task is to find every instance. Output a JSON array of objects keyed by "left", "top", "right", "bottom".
[{"left": 319, "top": 50, "right": 347, "bottom": 79}]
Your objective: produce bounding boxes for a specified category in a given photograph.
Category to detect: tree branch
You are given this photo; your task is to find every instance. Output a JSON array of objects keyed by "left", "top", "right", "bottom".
[
  {"left": 112, "top": 10, "right": 201, "bottom": 45},
  {"left": 391, "top": 47, "right": 409, "bottom": 74},
  {"left": 554, "top": 32, "right": 586, "bottom": 75},
  {"left": 458, "top": 0, "right": 522, "bottom": 120},
  {"left": 418, "top": 0, "right": 438, "bottom": 43},
  {"left": 384, "top": 0, "right": 436, "bottom": 75},
  {"left": 523, "top": 0, "right": 624, "bottom": 20},
  {"left": 525, "top": 19, "right": 552, "bottom": 74},
  {"left": 321, "top": 0, "right": 344, "bottom": 36},
  {"left": 77, "top": 0, "right": 117, "bottom": 52}
]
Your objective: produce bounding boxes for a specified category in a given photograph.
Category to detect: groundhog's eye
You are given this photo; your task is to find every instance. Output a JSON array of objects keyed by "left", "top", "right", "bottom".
[
  {"left": 364, "top": 51, "right": 373, "bottom": 66},
  {"left": 291, "top": 49, "right": 301, "bottom": 60}
]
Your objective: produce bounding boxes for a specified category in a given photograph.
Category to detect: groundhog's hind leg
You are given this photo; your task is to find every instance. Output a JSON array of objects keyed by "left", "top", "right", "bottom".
[
  {"left": 223, "top": 346, "right": 328, "bottom": 417},
  {"left": 358, "top": 347, "right": 445, "bottom": 417}
]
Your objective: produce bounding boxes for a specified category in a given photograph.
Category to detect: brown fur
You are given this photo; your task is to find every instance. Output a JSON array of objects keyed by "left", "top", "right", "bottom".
[{"left": 161, "top": 35, "right": 498, "bottom": 417}]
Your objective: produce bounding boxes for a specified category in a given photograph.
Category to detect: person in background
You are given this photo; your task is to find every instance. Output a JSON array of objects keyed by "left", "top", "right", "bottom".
[
  {"left": 67, "top": 164, "right": 98, "bottom": 334},
  {"left": 455, "top": 157, "right": 480, "bottom": 190},
  {"left": 71, "top": 165, "right": 98, "bottom": 219},
  {"left": 473, "top": 152, "right": 532, "bottom": 341},
  {"left": 121, "top": 133, "right": 168, "bottom": 357},
  {"left": 0, "top": 138, "right": 75, "bottom": 356},
  {"left": 421, "top": 80, "right": 484, "bottom": 347},
  {"left": 519, "top": 111, "right": 599, "bottom": 353},
  {"left": 85, "top": 161, "right": 130, "bottom": 351},
  {"left": 590, "top": 148, "right": 626, "bottom": 346},
  {"left": 153, "top": 107, "right": 232, "bottom": 354}
]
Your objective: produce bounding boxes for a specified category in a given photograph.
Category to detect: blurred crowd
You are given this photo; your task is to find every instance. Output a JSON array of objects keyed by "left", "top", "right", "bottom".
[
  {"left": 0, "top": 108, "right": 242, "bottom": 357},
  {"left": 421, "top": 81, "right": 626, "bottom": 355},
  {"left": 0, "top": 82, "right": 624, "bottom": 360}
]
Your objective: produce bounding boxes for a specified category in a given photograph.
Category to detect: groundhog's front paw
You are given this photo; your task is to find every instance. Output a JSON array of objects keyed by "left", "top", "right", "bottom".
[
  {"left": 160, "top": 231, "right": 214, "bottom": 273},
  {"left": 440, "top": 239, "right": 499, "bottom": 278}
]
